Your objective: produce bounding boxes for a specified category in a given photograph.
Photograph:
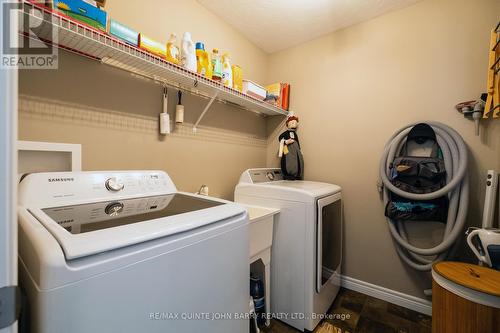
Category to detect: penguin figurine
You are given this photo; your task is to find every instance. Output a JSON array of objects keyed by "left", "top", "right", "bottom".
[{"left": 278, "top": 115, "right": 304, "bottom": 180}]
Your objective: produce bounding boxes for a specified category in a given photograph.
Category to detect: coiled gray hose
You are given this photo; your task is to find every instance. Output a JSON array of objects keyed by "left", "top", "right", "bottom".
[{"left": 379, "top": 122, "right": 469, "bottom": 271}]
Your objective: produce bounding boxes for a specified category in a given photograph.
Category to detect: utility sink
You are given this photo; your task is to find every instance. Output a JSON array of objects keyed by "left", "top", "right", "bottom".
[
  {"left": 242, "top": 204, "right": 279, "bottom": 327},
  {"left": 244, "top": 205, "right": 280, "bottom": 258}
]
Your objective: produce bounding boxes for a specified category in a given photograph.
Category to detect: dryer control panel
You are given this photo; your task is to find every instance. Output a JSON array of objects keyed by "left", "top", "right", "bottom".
[{"left": 240, "top": 168, "right": 284, "bottom": 183}]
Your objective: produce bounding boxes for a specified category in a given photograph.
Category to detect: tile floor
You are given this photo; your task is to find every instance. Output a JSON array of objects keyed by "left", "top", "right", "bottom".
[{"left": 262, "top": 288, "right": 431, "bottom": 333}]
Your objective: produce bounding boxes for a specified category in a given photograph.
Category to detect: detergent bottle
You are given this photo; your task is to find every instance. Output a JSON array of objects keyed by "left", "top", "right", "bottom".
[
  {"left": 196, "top": 42, "right": 212, "bottom": 79},
  {"left": 221, "top": 53, "right": 233, "bottom": 88},
  {"left": 211, "top": 48, "right": 222, "bottom": 82},
  {"left": 181, "top": 32, "right": 197, "bottom": 72},
  {"left": 232, "top": 65, "right": 243, "bottom": 92},
  {"left": 166, "top": 33, "right": 180, "bottom": 65}
]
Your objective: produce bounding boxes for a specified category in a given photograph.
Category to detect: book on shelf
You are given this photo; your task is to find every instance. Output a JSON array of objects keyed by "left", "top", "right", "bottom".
[{"left": 265, "top": 82, "right": 290, "bottom": 110}]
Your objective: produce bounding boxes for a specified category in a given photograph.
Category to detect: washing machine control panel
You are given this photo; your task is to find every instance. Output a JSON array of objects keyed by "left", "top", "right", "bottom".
[
  {"left": 93, "top": 172, "right": 170, "bottom": 196},
  {"left": 18, "top": 171, "right": 177, "bottom": 207},
  {"left": 249, "top": 169, "right": 283, "bottom": 183}
]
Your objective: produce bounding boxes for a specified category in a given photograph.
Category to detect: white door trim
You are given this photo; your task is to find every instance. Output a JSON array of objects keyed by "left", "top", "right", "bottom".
[
  {"left": 340, "top": 275, "right": 432, "bottom": 316},
  {"left": 18, "top": 141, "right": 82, "bottom": 173},
  {"left": 0, "top": 0, "right": 18, "bottom": 331}
]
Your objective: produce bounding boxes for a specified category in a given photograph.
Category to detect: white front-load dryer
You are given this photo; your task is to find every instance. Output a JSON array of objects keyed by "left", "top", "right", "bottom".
[{"left": 235, "top": 168, "right": 342, "bottom": 332}]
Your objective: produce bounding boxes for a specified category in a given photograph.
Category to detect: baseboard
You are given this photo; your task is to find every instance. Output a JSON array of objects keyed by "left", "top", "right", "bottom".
[{"left": 340, "top": 275, "right": 432, "bottom": 316}]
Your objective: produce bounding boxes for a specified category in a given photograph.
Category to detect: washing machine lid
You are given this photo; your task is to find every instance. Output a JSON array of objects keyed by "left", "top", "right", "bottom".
[{"left": 27, "top": 192, "right": 246, "bottom": 260}]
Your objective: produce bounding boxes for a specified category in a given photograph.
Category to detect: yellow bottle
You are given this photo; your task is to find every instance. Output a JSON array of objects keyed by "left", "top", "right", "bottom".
[
  {"left": 195, "top": 42, "right": 212, "bottom": 79},
  {"left": 232, "top": 65, "right": 243, "bottom": 92},
  {"left": 221, "top": 53, "right": 233, "bottom": 88},
  {"left": 166, "top": 33, "right": 180, "bottom": 65}
]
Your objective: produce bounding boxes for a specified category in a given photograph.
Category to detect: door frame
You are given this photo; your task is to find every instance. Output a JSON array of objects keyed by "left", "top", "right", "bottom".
[{"left": 0, "top": 0, "right": 18, "bottom": 331}]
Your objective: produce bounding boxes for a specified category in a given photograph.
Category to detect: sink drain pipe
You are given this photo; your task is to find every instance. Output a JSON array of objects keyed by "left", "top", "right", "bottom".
[{"left": 379, "top": 122, "right": 469, "bottom": 272}]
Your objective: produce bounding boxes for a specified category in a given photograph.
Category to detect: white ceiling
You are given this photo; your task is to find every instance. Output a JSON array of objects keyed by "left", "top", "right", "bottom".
[{"left": 197, "top": 0, "right": 421, "bottom": 53}]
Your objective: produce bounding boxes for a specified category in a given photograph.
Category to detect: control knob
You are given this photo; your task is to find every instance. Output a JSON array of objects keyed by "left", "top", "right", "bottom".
[
  {"left": 105, "top": 177, "right": 124, "bottom": 192},
  {"left": 104, "top": 202, "right": 124, "bottom": 216}
]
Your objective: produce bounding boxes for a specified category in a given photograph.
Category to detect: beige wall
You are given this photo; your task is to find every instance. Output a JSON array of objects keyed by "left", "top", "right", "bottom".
[
  {"left": 19, "top": 0, "right": 270, "bottom": 200},
  {"left": 266, "top": 0, "right": 500, "bottom": 298},
  {"left": 105, "top": 0, "right": 268, "bottom": 84},
  {"left": 19, "top": 0, "right": 500, "bottom": 299}
]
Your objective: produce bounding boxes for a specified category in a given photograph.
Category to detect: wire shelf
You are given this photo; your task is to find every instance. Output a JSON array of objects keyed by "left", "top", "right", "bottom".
[{"left": 19, "top": 1, "right": 289, "bottom": 117}]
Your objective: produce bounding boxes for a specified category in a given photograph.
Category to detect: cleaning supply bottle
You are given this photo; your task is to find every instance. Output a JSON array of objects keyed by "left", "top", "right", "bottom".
[
  {"left": 221, "top": 53, "right": 233, "bottom": 88},
  {"left": 232, "top": 64, "right": 243, "bottom": 92},
  {"left": 211, "top": 48, "right": 222, "bottom": 82},
  {"left": 181, "top": 32, "right": 196, "bottom": 72},
  {"left": 250, "top": 275, "right": 266, "bottom": 328},
  {"left": 166, "top": 33, "right": 180, "bottom": 65},
  {"left": 196, "top": 42, "right": 212, "bottom": 79}
]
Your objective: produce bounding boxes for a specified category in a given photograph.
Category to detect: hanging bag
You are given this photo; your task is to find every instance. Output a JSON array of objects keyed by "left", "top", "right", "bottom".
[{"left": 385, "top": 123, "right": 449, "bottom": 222}]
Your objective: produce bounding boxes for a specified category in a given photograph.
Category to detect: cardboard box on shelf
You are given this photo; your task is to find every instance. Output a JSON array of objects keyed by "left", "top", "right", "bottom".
[
  {"left": 265, "top": 82, "right": 290, "bottom": 110},
  {"left": 281, "top": 83, "right": 290, "bottom": 110},
  {"left": 243, "top": 80, "right": 266, "bottom": 101},
  {"left": 46, "top": 0, "right": 108, "bottom": 31},
  {"left": 138, "top": 34, "right": 167, "bottom": 58},
  {"left": 94, "top": 0, "right": 105, "bottom": 8},
  {"left": 109, "top": 19, "right": 139, "bottom": 46}
]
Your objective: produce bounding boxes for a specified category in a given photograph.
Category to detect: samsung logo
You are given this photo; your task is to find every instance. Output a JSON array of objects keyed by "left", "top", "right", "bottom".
[
  {"left": 57, "top": 219, "right": 74, "bottom": 225},
  {"left": 48, "top": 177, "right": 74, "bottom": 183}
]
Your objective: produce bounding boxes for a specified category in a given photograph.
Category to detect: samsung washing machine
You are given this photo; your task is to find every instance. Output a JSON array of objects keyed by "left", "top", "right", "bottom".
[
  {"left": 235, "top": 168, "right": 342, "bottom": 332},
  {"left": 18, "top": 170, "right": 249, "bottom": 333}
]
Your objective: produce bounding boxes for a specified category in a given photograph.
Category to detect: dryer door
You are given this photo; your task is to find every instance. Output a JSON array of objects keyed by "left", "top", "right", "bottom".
[{"left": 316, "top": 193, "right": 342, "bottom": 293}]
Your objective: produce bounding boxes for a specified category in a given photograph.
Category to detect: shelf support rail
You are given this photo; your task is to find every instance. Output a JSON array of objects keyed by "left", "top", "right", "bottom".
[{"left": 193, "top": 91, "right": 219, "bottom": 133}]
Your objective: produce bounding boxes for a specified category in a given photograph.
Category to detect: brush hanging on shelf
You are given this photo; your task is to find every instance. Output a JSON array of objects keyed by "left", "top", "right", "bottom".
[
  {"left": 175, "top": 90, "right": 184, "bottom": 124},
  {"left": 159, "top": 86, "right": 171, "bottom": 135}
]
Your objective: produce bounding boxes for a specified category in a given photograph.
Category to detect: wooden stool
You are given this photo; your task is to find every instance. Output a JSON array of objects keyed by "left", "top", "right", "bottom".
[{"left": 432, "top": 262, "right": 500, "bottom": 333}]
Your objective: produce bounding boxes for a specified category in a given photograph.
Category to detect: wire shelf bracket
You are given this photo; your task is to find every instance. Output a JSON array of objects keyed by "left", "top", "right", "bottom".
[{"left": 193, "top": 91, "right": 219, "bottom": 133}]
